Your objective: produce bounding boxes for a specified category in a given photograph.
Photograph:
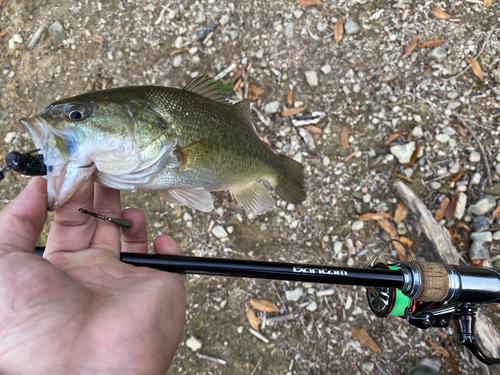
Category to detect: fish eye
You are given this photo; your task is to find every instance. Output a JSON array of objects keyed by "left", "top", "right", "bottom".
[{"left": 66, "top": 104, "right": 89, "bottom": 121}]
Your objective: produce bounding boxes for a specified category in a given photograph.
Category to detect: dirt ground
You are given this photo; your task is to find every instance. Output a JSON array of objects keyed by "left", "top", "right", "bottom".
[{"left": 1, "top": 0, "right": 500, "bottom": 374}]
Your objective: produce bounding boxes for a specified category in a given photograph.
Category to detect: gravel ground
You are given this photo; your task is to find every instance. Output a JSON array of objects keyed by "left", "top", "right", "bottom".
[{"left": 1, "top": 0, "right": 500, "bottom": 374}]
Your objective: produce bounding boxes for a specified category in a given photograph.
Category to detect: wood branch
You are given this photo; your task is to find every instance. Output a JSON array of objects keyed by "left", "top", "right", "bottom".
[{"left": 394, "top": 181, "right": 500, "bottom": 366}]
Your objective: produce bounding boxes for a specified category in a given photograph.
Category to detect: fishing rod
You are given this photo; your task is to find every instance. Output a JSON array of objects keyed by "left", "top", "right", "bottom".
[{"left": 4, "top": 151, "right": 500, "bottom": 365}]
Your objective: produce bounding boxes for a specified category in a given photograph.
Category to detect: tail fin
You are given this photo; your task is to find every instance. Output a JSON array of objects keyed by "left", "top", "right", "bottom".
[{"left": 273, "top": 156, "right": 307, "bottom": 204}]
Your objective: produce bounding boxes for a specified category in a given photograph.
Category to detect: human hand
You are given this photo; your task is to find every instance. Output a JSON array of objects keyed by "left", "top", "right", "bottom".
[{"left": 0, "top": 176, "right": 186, "bottom": 375}]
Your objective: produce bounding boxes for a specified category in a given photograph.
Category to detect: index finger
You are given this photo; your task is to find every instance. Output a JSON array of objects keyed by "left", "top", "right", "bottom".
[{"left": 0, "top": 177, "right": 47, "bottom": 254}]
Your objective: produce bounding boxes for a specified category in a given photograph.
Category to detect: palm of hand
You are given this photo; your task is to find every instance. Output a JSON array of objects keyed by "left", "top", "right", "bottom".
[{"left": 0, "top": 177, "right": 186, "bottom": 375}]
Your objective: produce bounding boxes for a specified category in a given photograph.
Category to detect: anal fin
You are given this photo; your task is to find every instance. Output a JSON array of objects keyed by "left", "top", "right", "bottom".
[
  {"left": 232, "top": 181, "right": 273, "bottom": 215},
  {"left": 158, "top": 188, "right": 214, "bottom": 212}
]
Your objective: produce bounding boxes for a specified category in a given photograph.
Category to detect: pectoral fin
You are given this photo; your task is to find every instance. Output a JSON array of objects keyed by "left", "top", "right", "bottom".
[
  {"left": 158, "top": 188, "right": 214, "bottom": 212},
  {"left": 232, "top": 181, "right": 273, "bottom": 215},
  {"left": 177, "top": 140, "right": 218, "bottom": 171}
]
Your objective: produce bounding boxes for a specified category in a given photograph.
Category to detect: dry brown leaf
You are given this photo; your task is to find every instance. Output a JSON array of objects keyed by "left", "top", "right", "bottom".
[
  {"left": 445, "top": 190, "right": 459, "bottom": 221},
  {"left": 351, "top": 326, "right": 382, "bottom": 354},
  {"left": 394, "top": 173, "right": 414, "bottom": 183},
  {"left": 282, "top": 106, "right": 307, "bottom": 117},
  {"left": 345, "top": 150, "right": 357, "bottom": 161},
  {"left": 402, "top": 35, "right": 423, "bottom": 59},
  {"left": 341, "top": 126, "right": 349, "bottom": 149},
  {"left": 233, "top": 77, "right": 242, "bottom": 91},
  {"left": 419, "top": 39, "right": 445, "bottom": 48},
  {"left": 246, "top": 305, "right": 259, "bottom": 332},
  {"left": 406, "top": 141, "right": 421, "bottom": 167},
  {"left": 429, "top": 339, "right": 449, "bottom": 357},
  {"left": 394, "top": 200, "right": 409, "bottom": 224},
  {"left": 358, "top": 212, "right": 392, "bottom": 221},
  {"left": 448, "top": 349, "right": 459, "bottom": 375},
  {"left": 492, "top": 205, "right": 500, "bottom": 219},
  {"left": 465, "top": 56, "right": 484, "bottom": 80},
  {"left": 296, "top": 0, "right": 322, "bottom": 6},
  {"left": 430, "top": 7, "right": 450, "bottom": 20},
  {"left": 483, "top": 0, "right": 493, "bottom": 7},
  {"left": 304, "top": 125, "right": 322, "bottom": 134},
  {"left": 249, "top": 84, "right": 264, "bottom": 96},
  {"left": 0, "top": 30, "right": 6, "bottom": 37},
  {"left": 231, "top": 63, "right": 249, "bottom": 85},
  {"left": 385, "top": 131, "right": 408, "bottom": 146},
  {"left": 170, "top": 47, "right": 189, "bottom": 56},
  {"left": 451, "top": 167, "right": 466, "bottom": 184},
  {"left": 90, "top": 34, "right": 105, "bottom": 43},
  {"left": 287, "top": 90, "right": 294, "bottom": 106},
  {"left": 399, "top": 236, "right": 414, "bottom": 248},
  {"left": 334, "top": 18, "right": 344, "bottom": 43},
  {"left": 435, "top": 197, "right": 450, "bottom": 221},
  {"left": 454, "top": 123, "right": 467, "bottom": 137},
  {"left": 250, "top": 298, "right": 280, "bottom": 313}
]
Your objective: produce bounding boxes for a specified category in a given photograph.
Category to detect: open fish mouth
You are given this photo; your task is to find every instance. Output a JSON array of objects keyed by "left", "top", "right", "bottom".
[{"left": 19, "top": 117, "right": 95, "bottom": 211}]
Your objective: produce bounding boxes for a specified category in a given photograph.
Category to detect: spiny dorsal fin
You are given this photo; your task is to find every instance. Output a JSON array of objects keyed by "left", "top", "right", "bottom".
[
  {"left": 183, "top": 76, "right": 230, "bottom": 104},
  {"left": 232, "top": 99, "right": 252, "bottom": 123}
]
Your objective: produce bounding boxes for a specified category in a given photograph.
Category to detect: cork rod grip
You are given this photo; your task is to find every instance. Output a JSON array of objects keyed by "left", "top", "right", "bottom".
[{"left": 412, "top": 262, "right": 449, "bottom": 302}]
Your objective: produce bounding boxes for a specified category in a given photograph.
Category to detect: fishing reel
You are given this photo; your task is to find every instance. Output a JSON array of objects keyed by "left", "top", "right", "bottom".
[{"left": 365, "top": 240, "right": 500, "bottom": 365}]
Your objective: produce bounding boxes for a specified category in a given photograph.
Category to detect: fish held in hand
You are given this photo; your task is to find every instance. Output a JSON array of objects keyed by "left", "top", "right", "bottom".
[{"left": 19, "top": 77, "right": 307, "bottom": 213}]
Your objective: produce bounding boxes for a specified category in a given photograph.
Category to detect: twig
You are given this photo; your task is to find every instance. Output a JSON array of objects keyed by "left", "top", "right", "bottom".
[
  {"left": 249, "top": 357, "right": 263, "bottom": 375},
  {"left": 249, "top": 328, "right": 269, "bottom": 343},
  {"left": 454, "top": 114, "right": 492, "bottom": 188},
  {"left": 196, "top": 352, "right": 227, "bottom": 365},
  {"left": 442, "top": 28, "right": 494, "bottom": 83}
]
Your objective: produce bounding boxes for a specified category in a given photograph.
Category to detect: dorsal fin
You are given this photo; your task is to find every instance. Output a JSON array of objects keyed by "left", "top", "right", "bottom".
[
  {"left": 183, "top": 76, "right": 229, "bottom": 104},
  {"left": 232, "top": 99, "right": 252, "bottom": 123}
]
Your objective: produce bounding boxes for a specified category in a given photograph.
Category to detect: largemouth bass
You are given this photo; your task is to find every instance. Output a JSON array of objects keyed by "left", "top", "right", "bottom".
[{"left": 19, "top": 76, "right": 307, "bottom": 214}]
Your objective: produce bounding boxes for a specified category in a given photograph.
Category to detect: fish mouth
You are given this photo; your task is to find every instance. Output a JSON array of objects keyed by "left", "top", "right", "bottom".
[{"left": 19, "top": 116, "right": 95, "bottom": 211}]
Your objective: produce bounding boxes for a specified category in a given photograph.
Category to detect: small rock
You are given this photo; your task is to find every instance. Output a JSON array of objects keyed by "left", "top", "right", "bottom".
[
  {"left": 320, "top": 64, "right": 331, "bottom": 74},
  {"left": 283, "top": 22, "right": 294, "bottom": 38},
  {"left": 429, "top": 182, "right": 441, "bottom": 190},
  {"left": 344, "top": 20, "right": 360, "bottom": 35},
  {"left": 447, "top": 101, "right": 461, "bottom": 110},
  {"left": 293, "top": 9, "right": 304, "bottom": 19},
  {"left": 454, "top": 193, "right": 467, "bottom": 220},
  {"left": 435, "top": 134, "right": 449, "bottom": 143},
  {"left": 237, "top": 326, "right": 244, "bottom": 334},
  {"left": 227, "top": 30, "right": 238, "bottom": 41},
  {"left": 186, "top": 336, "right": 203, "bottom": 352},
  {"left": 172, "top": 55, "right": 183, "bottom": 68},
  {"left": 469, "top": 240, "right": 490, "bottom": 260},
  {"left": 306, "top": 301, "right": 318, "bottom": 311},
  {"left": 495, "top": 164, "right": 500, "bottom": 174},
  {"left": 333, "top": 241, "right": 343, "bottom": 254},
  {"left": 12, "top": 33, "right": 23, "bottom": 44},
  {"left": 468, "top": 196, "right": 496, "bottom": 215},
  {"left": 352, "top": 83, "right": 361, "bottom": 93},
  {"left": 427, "top": 45, "right": 447, "bottom": 62},
  {"left": 397, "top": 222, "right": 407, "bottom": 235},
  {"left": 3, "top": 132, "right": 16, "bottom": 144},
  {"left": 363, "top": 193, "right": 371, "bottom": 203},
  {"left": 264, "top": 101, "right": 280, "bottom": 114},
  {"left": 471, "top": 232, "right": 493, "bottom": 243},
  {"left": 323, "top": 156, "right": 331, "bottom": 166},
  {"left": 470, "top": 172, "right": 481, "bottom": 185},
  {"left": 362, "top": 362, "right": 375, "bottom": 373},
  {"left": 447, "top": 91, "right": 458, "bottom": 100},
  {"left": 390, "top": 141, "right": 416, "bottom": 164},
  {"left": 316, "top": 21, "right": 328, "bottom": 32},
  {"left": 211, "top": 225, "right": 228, "bottom": 238},
  {"left": 449, "top": 161, "right": 461, "bottom": 174},
  {"left": 493, "top": 231, "right": 500, "bottom": 241},
  {"left": 413, "top": 114, "right": 422, "bottom": 123},
  {"left": 412, "top": 126, "right": 423, "bottom": 138},
  {"left": 469, "top": 151, "right": 481, "bottom": 163},
  {"left": 219, "top": 14, "right": 230, "bottom": 26},
  {"left": 174, "top": 36, "right": 184, "bottom": 49},
  {"left": 351, "top": 306, "right": 363, "bottom": 315},
  {"left": 305, "top": 70, "right": 319, "bottom": 87},
  {"left": 351, "top": 220, "right": 364, "bottom": 231},
  {"left": 392, "top": 105, "right": 402, "bottom": 113},
  {"left": 183, "top": 212, "right": 193, "bottom": 222},
  {"left": 285, "top": 287, "right": 304, "bottom": 301},
  {"left": 48, "top": 21, "right": 66, "bottom": 44}
]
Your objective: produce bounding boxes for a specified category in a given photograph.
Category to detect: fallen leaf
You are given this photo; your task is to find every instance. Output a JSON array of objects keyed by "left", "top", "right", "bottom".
[
  {"left": 483, "top": 0, "right": 493, "bottom": 7},
  {"left": 492, "top": 205, "right": 500, "bottom": 219},
  {"left": 394, "top": 173, "right": 414, "bottom": 183},
  {"left": 341, "top": 126, "right": 349, "bottom": 149},
  {"left": 430, "top": 7, "right": 450, "bottom": 20},
  {"left": 351, "top": 326, "right": 382, "bottom": 354},
  {"left": 394, "top": 200, "right": 409, "bottom": 224},
  {"left": 0, "top": 30, "right": 6, "bottom": 37},
  {"left": 454, "top": 122, "right": 467, "bottom": 137},
  {"left": 402, "top": 35, "right": 423, "bottom": 59},
  {"left": 406, "top": 141, "right": 421, "bottom": 167},
  {"left": 287, "top": 90, "right": 294, "bottom": 106},
  {"left": 385, "top": 131, "right": 408, "bottom": 146},
  {"left": 249, "top": 83, "right": 264, "bottom": 96},
  {"left": 170, "top": 47, "right": 190, "bottom": 56},
  {"left": 250, "top": 298, "right": 280, "bottom": 313},
  {"left": 304, "top": 125, "right": 322, "bottom": 134},
  {"left": 445, "top": 190, "right": 459, "bottom": 220},
  {"left": 345, "top": 150, "right": 357, "bottom": 161},
  {"left": 233, "top": 77, "right": 242, "bottom": 91},
  {"left": 296, "top": 0, "right": 322, "bottom": 6},
  {"left": 429, "top": 340, "right": 449, "bottom": 357},
  {"left": 419, "top": 39, "right": 445, "bottom": 48},
  {"left": 358, "top": 212, "right": 392, "bottom": 221},
  {"left": 435, "top": 197, "right": 450, "bottom": 221},
  {"left": 246, "top": 304, "right": 259, "bottom": 332},
  {"left": 90, "top": 34, "right": 105, "bottom": 43},
  {"left": 399, "top": 236, "right": 414, "bottom": 248},
  {"left": 451, "top": 167, "right": 466, "bottom": 184},
  {"left": 448, "top": 349, "right": 459, "bottom": 375},
  {"left": 465, "top": 56, "right": 484, "bottom": 80},
  {"left": 262, "top": 135, "right": 270, "bottom": 146},
  {"left": 282, "top": 106, "right": 307, "bottom": 117},
  {"left": 231, "top": 63, "right": 249, "bottom": 85},
  {"left": 334, "top": 18, "right": 344, "bottom": 43}
]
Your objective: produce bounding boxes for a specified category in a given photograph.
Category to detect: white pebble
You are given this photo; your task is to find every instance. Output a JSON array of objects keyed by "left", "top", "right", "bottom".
[
  {"left": 186, "top": 336, "right": 203, "bottom": 351},
  {"left": 285, "top": 287, "right": 304, "bottom": 301},
  {"left": 320, "top": 64, "right": 331, "bottom": 74},
  {"left": 3, "top": 132, "right": 16, "bottom": 144},
  {"left": 363, "top": 193, "right": 371, "bottom": 203},
  {"left": 334, "top": 241, "right": 343, "bottom": 254},
  {"left": 470, "top": 172, "right": 481, "bottom": 185},
  {"left": 219, "top": 14, "right": 230, "bottom": 26},
  {"left": 172, "top": 55, "right": 183, "bottom": 68},
  {"left": 412, "top": 126, "right": 423, "bottom": 138},
  {"left": 351, "top": 220, "right": 364, "bottom": 231},
  {"left": 323, "top": 156, "right": 331, "bottom": 166},
  {"left": 306, "top": 301, "right": 318, "bottom": 311},
  {"left": 211, "top": 225, "right": 228, "bottom": 238},
  {"left": 469, "top": 151, "right": 481, "bottom": 163},
  {"left": 435, "top": 134, "right": 449, "bottom": 143}
]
